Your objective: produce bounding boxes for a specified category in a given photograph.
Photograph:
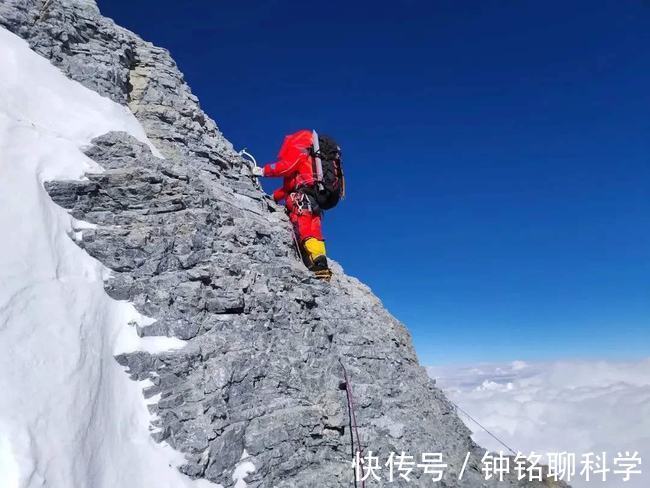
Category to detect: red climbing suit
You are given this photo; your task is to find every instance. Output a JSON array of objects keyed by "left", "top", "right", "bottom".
[{"left": 262, "top": 130, "right": 323, "bottom": 242}]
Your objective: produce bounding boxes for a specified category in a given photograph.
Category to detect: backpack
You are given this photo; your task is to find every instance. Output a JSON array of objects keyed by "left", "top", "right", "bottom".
[{"left": 307, "top": 131, "right": 345, "bottom": 210}]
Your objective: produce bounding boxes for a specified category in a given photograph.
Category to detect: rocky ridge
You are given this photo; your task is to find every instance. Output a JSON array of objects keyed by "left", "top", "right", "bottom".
[{"left": 1, "top": 1, "right": 560, "bottom": 487}]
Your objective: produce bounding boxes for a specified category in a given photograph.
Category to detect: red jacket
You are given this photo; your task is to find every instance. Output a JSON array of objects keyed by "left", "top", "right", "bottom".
[{"left": 263, "top": 130, "right": 315, "bottom": 203}]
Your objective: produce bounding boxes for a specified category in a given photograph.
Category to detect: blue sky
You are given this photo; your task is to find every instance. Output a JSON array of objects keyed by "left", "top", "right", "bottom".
[{"left": 98, "top": 0, "right": 649, "bottom": 364}]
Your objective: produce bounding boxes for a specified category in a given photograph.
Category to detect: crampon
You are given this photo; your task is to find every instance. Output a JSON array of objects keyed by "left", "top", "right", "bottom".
[{"left": 313, "top": 268, "right": 333, "bottom": 281}]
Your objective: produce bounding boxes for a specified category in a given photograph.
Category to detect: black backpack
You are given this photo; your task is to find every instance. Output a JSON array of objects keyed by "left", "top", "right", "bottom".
[{"left": 308, "top": 133, "right": 345, "bottom": 210}]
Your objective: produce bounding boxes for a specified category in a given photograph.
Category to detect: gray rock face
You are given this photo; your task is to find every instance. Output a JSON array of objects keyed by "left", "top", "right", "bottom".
[
  {"left": 2, "top": 2, "right": 563, "bottom": 487},
  {"left": 0, "top": 0, "right": 236, "bottom": 169}
]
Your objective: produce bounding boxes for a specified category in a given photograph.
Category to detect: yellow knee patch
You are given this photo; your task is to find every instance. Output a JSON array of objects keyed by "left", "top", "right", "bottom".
[{"left": 303, "top": 238, "right": 326, "bottom": 261}]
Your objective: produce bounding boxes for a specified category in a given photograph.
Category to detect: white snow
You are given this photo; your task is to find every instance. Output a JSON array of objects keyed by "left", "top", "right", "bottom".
[
  {"left": 428, "top": 358, "right": 650, "bottom": 487},
  {"left": 0, "top": 27, "right": 216, "bottom": 488},
  {"left": 232, "top": 450, "right": 255, "bottom": 488}
]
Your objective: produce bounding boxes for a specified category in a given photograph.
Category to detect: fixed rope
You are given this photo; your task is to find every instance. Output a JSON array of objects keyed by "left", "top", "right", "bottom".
[
  {"left": 238, "top": 148, "right": 262, "bottom": 191},
  {"left": 339, "top": 359, "right": 365, "bottom": 488},
  {"left": 451, "top": 401, "right": 518, "bottom": 456},
  {"left": 338, "top": 363, "right": 519, "bottom": 486},
  {"left": 33, "top": 0, "right": 53, "bottom": 25}
]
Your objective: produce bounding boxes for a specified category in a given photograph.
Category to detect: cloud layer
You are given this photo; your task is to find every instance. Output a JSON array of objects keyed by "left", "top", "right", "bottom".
[{"left": 427, "top": 358, "right": 650, "bottom": 487}]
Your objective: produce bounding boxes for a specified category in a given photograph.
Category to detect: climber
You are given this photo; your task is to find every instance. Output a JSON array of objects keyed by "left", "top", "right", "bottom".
[{"left": 251, "top": 130, "right": 344, "bottom": 281}]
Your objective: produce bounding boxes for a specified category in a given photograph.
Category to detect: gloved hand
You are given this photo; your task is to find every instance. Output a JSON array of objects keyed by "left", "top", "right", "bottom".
[{"left": 250, "top": 165, "right": 265, "bottom": 177}]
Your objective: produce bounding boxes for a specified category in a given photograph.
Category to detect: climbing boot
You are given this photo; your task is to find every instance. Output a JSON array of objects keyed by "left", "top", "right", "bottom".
[
  {"left": 303, "top": 239, "right": 332, "bottom": 280},
  {"left": 303, "top": 238, "right": 326, "bottom": 261},
  {"left": 309, "top": 255, "right": 333, "bottom": 281}
]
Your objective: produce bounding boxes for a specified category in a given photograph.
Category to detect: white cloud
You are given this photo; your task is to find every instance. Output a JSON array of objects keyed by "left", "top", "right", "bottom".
[{"left": 427, "top": 358, "right": 650, "bottom": 487}]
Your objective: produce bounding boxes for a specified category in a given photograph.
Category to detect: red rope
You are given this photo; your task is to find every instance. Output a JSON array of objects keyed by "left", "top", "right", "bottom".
[{"left": 339, "top": 359, "right": 366, "bottom": 488}]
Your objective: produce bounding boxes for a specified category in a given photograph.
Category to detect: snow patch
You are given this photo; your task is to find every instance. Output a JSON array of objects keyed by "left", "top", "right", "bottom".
[
  {"left": 233, "top": 450, "right": 256, "bottom": 488},
  {"left": 0, "top": 27, "right": 213, "bottom": 487},
  {"left": 113, "top": 304, "right": 188, "bottom": 355}
]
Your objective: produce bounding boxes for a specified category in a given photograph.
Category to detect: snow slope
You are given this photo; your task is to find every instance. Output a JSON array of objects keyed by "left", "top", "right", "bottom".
[{"left": 0, "top": 27, "right": 216, "bottom": 488}]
